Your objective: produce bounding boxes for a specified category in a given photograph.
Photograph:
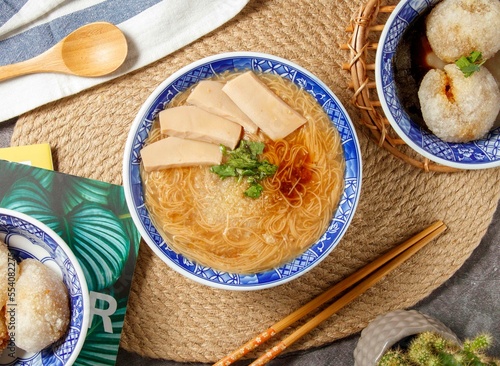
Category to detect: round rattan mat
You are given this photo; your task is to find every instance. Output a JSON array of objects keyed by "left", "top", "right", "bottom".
[{"left": 11, "top": 0, "right": 500, "bottom": 362}]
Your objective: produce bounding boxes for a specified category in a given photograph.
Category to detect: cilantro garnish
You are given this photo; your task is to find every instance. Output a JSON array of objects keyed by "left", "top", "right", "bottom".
[
  {"left": 210, "top": 140, "right": 278, "bottom": 198},
  {"left": 455, "top": 51, "right": 485, "bottom": 77}
]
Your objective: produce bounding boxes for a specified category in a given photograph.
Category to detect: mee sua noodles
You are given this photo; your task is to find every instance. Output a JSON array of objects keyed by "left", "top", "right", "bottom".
[{"left": 140, "top": 71, "right": 344, "bottom": 274}]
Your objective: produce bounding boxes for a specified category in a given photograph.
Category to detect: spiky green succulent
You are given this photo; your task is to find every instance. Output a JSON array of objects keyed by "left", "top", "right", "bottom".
[{"left": 378, "top": 332, "right": 499, "bottom": 366}]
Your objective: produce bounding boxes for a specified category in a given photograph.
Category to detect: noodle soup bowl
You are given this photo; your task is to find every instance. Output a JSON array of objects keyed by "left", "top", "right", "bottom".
[
  {"left": 376, "top": 0, "right": 500, "bottom": 169},
  {"left": 0, "top": 208, "right": 90, "bottom": 366},
  {"left": 123, "top": 52, "right": 362, "bottom": 290}
]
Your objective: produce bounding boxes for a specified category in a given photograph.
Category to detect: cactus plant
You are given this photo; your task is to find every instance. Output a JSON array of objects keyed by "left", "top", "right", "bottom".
[{"left": 378, "top": 332, "right": 499, "bottom": 366}]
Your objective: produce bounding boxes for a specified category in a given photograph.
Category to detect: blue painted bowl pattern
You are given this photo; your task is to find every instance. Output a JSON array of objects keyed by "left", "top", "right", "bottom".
[
  {"left": 126, "top": 53, "right": 362, "bottom": 290},
  {"left": 0, "top": 212, "right": 86, "bottom": 366},
  {"left": 378, "top": 0, "right": 500, "bottom": 167}
]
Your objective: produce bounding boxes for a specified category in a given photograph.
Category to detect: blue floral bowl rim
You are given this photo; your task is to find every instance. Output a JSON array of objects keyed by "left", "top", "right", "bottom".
[
  {"left": 375, "top": 0, "right": 500, "bottom": 170},
  {"left": 0, "top": 207, "right": 90, "bottom": 366},
  {"left": 122, "top": 51, "right": 362, "bottom": 291}
]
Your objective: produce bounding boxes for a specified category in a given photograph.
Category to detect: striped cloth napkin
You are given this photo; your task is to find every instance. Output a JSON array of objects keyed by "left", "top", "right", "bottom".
[{"left": 0, "top": 0, "right": 249, "bottom": 122}]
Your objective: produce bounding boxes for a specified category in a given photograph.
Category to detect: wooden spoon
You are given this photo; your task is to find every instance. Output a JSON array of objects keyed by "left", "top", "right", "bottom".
[{"left": 0, "top": 22, "right": 128, "bottom": 81}]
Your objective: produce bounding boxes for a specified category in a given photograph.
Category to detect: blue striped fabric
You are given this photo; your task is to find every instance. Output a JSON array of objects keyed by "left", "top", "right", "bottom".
[
  {"left": 0, "top": 0, "right": 162, "bottom": 65},
  {"left": 0, "top": 0, "right": 249, "bottom": 122},
  {"left": 0, "top": 0, "right": 29, "bottom": 28}
]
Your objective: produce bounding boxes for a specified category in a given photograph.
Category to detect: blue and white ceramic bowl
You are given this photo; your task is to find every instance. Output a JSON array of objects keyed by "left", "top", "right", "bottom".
[
  {"left": 123, "top": 52, "right": 362, "bottom": 290},
  {"left": 0, "top": 208, "right": 89, "bottom": 366},
  {"left": 376, "top": 0, "right": 500, "bottom": 169}
]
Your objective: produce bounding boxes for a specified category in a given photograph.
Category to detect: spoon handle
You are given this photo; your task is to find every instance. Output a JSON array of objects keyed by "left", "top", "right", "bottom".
[
  {"left": 0, "top": 62, "right": 40, "bottom": 82},
  {"left": 0, "top": 47, "right": 64, "bottom": 82}
]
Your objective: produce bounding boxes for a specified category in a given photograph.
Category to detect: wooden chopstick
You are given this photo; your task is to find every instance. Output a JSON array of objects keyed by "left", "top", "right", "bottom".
[
  {"left": 248, "top": 221, "right": 447, "bottom": 365},
  {"left": 213, "top": 220, "right": 446, "bottom": 366}
]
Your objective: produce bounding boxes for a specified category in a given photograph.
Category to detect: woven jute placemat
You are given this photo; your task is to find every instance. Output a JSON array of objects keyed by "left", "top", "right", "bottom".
[{"left": 11, "top": 0, "right": 500, "bottom": 362}]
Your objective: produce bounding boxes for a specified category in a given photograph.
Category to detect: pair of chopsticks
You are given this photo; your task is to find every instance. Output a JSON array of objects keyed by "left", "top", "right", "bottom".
[{"left": 213, "top": 220, "right": 447, "bottom": 366}]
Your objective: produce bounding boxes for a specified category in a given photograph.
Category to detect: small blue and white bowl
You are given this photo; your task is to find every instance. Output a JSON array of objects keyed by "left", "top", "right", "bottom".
[
  {"left": 0, "top": 208, "right": 89, "bottom": 366},
  {"left": 376, "top": 0, "right": 500, "bottom": 169},
  {"left": 123, "top": 52, "right": 362, "bottom": 291}
]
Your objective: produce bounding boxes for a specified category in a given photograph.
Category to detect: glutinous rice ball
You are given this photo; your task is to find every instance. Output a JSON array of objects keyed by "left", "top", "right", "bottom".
[
  {"left": 426, "top": 0, "right": 500, "bottom": 62},
  {"left": 10, "top": 259, "right": 70, "bottom": 353},
  {"left": 418, "top": 64, "right": 500, "bottom": 142}
]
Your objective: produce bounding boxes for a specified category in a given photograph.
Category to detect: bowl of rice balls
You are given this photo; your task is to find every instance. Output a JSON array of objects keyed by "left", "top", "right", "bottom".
[
  {"left": 376, "top": 0, "right": 500, "bottom": 169},
  {"left": 123, "top": 52, "right": 362, "bottom": 291},
  {"left": 0, "top": 208, "right": 89, "bottom": 366}
]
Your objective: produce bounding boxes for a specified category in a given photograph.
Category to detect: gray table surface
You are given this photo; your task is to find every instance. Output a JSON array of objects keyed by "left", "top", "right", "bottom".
[{"left": 1, "top": 118, "right": 498, "bottom": 365}]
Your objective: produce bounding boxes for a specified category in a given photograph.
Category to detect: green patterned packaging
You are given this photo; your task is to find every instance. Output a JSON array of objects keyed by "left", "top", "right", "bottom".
[{"left": 0, "top": 160, "right": 141, "bottom": 365}]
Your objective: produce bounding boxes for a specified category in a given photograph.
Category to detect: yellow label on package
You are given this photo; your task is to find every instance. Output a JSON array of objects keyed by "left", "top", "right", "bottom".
[{"left": 0, "top": 143, "right": 54, "bottom": 170}]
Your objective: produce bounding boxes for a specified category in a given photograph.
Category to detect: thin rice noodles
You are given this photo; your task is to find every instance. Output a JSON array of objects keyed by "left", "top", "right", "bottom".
[{"left": 141, "top": 72, "right": 344, "bottom": 273}]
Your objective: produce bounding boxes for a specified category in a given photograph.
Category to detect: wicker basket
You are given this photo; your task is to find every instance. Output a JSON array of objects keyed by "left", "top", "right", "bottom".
[{"left": 342, "top": 0, "right": 459, "bottom": 173}]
